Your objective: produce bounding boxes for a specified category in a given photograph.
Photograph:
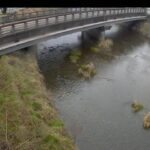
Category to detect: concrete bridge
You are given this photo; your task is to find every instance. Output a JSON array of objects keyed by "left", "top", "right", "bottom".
[{"left": 0, "top": 8, "right": 147, "bottom": 55}]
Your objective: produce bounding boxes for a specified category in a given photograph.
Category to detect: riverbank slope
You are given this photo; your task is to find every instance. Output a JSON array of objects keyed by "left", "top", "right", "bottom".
[{"left": 0, "top": 52, "right": 76, "bottom": 150}]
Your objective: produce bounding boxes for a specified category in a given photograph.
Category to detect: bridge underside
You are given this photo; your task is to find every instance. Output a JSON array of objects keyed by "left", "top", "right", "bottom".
[{"left": 0, "top": 15, "right": 147, "bottom": 55}]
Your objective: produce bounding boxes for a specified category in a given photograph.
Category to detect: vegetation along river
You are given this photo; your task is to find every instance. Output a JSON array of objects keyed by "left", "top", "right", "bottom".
[{"left": 37, "top": 23, "right": 150, "bottom": 150}]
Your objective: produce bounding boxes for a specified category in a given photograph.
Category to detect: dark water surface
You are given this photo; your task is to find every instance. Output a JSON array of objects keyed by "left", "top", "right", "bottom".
[{"left": 37, "top": 24, "right": 150, "bottom": 150}]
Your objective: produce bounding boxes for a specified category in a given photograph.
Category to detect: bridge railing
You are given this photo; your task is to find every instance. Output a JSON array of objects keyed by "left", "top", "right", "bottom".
[
  {"left": 0, "top": 8, "right": 146, "bottom": 24},
  {"left": 0, "top": 8, "right": 102, "bottom": 24},
  {"left": 0, "top": 8, "right": 147, "bottom": 38}
]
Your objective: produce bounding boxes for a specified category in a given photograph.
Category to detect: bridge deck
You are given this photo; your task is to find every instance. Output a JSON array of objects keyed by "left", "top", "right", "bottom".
[{"left": 0, "top": 8, "right": 147, "bottom": 55}]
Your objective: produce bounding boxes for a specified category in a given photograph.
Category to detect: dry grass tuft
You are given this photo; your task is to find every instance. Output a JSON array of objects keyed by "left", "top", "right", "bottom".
[
  {"left": 78, "top": 62, "right": 96, "bottom": 79},
  {"left": 131, "top": 101, "right": 144, "bottom": 112},
  {"left": 90, "top": 38, "right": 113, "bottom": 54},
  {"left": 144, "top": 112, "right": 150, "bottom": 129},
  {"left": 99, "top": 38, "right": 113, "bottom": 50},
  {"left": 89, "top": 38, "right": 115, "bottom": 61}
]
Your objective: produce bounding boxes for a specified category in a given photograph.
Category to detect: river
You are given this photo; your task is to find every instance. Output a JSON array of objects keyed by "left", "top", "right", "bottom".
[{"left": 37, "top": 24, "right": 150, "bottom": 150}]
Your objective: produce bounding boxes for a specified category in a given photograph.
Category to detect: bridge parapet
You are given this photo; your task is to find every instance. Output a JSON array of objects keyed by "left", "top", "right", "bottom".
[
  {"left": 0, "top": 8, "right": 147, "bottom": 38},
  {"left": 0, "top": 8, "right": 146, "bottom": 24}
]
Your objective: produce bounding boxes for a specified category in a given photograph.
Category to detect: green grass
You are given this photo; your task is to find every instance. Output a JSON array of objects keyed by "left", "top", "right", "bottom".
[
  {"left": 48, "top": 119, "right": 64, "bottom": 128},
  {"left": 0, "top": 53, "right": 76, "bottom": 150},
  {"left": 69, "top": 50, "right": 82, "bottom": 63},
  {"left": 43, "top": 134, "right": 63, "bottom": 150},
  {"left": 32, "top": 102, "right": 42, "bottom": 111},
  {"left": 90, "top": 47, "right": 100, "bottom": 53}
]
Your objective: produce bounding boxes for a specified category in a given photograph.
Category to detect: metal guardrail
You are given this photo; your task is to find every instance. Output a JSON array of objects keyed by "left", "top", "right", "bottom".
[
  {"left": 0, "top": 8, "right": 147, "bottom": 38},
  {"left": 0, "top": 8, "right": 111, "bottom": 24}
]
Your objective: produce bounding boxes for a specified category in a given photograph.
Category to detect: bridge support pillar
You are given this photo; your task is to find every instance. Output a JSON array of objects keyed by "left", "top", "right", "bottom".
[
  {"left": 80, "top": 26, "right": 111, "bottom": 48},
  {"left": 15, "top": 45, "right": 38, "bottom": 57},
  {"left": 81, "top": 27, "right": 103, "bottom": 40}
]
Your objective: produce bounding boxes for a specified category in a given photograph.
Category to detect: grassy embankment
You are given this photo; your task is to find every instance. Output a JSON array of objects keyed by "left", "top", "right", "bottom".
[{"left": 0, "top": 52, "right": 76, "bottom": 150}]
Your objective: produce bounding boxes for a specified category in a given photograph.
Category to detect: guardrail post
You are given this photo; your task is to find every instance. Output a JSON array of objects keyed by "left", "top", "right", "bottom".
[
  {"left": 92, "top": 10, "right": 94, "bottom": 17},
  {"left": 55, "top": 16, "right": 58, "bottom": 24},
  {"left": 125, "top": 8, "right": 127, "bottom": 16},
  {"left": 103, "top": 9, "right": 106, "bottom": 21},
  {"left": 46, "top": 18, "right": 48, "bottom": 25},
  {"left": 36, "top": 19, "right": 38, "bottom": 27},
  {"left": 86, "top": 9, "right": 88, "bottom": 18},
  {"left": 37, "top": 11, "right": 40, "bottom": 17},
  {"left": 24, "top": 22, "right": 27, "bottom": 30},
  {"left": 79, "top": 8, "right": 81, "bottom": 19},
  {"left": 98, "top": 10, "right": 100, "bottom": 16},
  {"left": 0, "top": 27, "right": 2, "bottom": 36},
  {"left": 11, "top": 24, "right": 15, "bottom": 33},
  {"left": 64, "top": 14, "right": 67, "bottom": 22},
  {"left": 72, "top": 13, "right": 74, "bottom": 20}
]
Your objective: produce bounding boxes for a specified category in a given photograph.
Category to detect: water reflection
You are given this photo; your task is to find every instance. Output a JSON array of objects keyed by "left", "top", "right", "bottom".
[{"left": 37, "top": 24, "right": 147, "bottom": 90}]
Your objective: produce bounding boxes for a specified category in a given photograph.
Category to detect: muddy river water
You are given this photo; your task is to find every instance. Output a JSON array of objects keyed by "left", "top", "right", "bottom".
[{"left": 37, "top": 24, "right": 150, "bottom": 150}]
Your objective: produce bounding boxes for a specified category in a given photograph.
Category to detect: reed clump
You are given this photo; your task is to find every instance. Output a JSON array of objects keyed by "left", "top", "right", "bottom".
[
  {"left": 144, "top": 112, "right": 150, "bottom": 129},
  {"left": 98, "top": 38, "right": 113, "bottom": 50},
  {"left": 90, "top": 38, "right": 114, "bottom": 61},
  {"left": 78, "top": 62, "right": 96, "bottom": 79},
  {"left": 131, "top": 101, "right": 144, "bottom": 112},
  {"left": 90, "top": 38, "right": 113, "bottom": 54}
]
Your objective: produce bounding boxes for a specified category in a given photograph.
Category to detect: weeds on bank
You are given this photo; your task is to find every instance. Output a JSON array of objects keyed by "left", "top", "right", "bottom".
[{"left": 0, "top": 54, "right": 76, "bottom": 150}]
